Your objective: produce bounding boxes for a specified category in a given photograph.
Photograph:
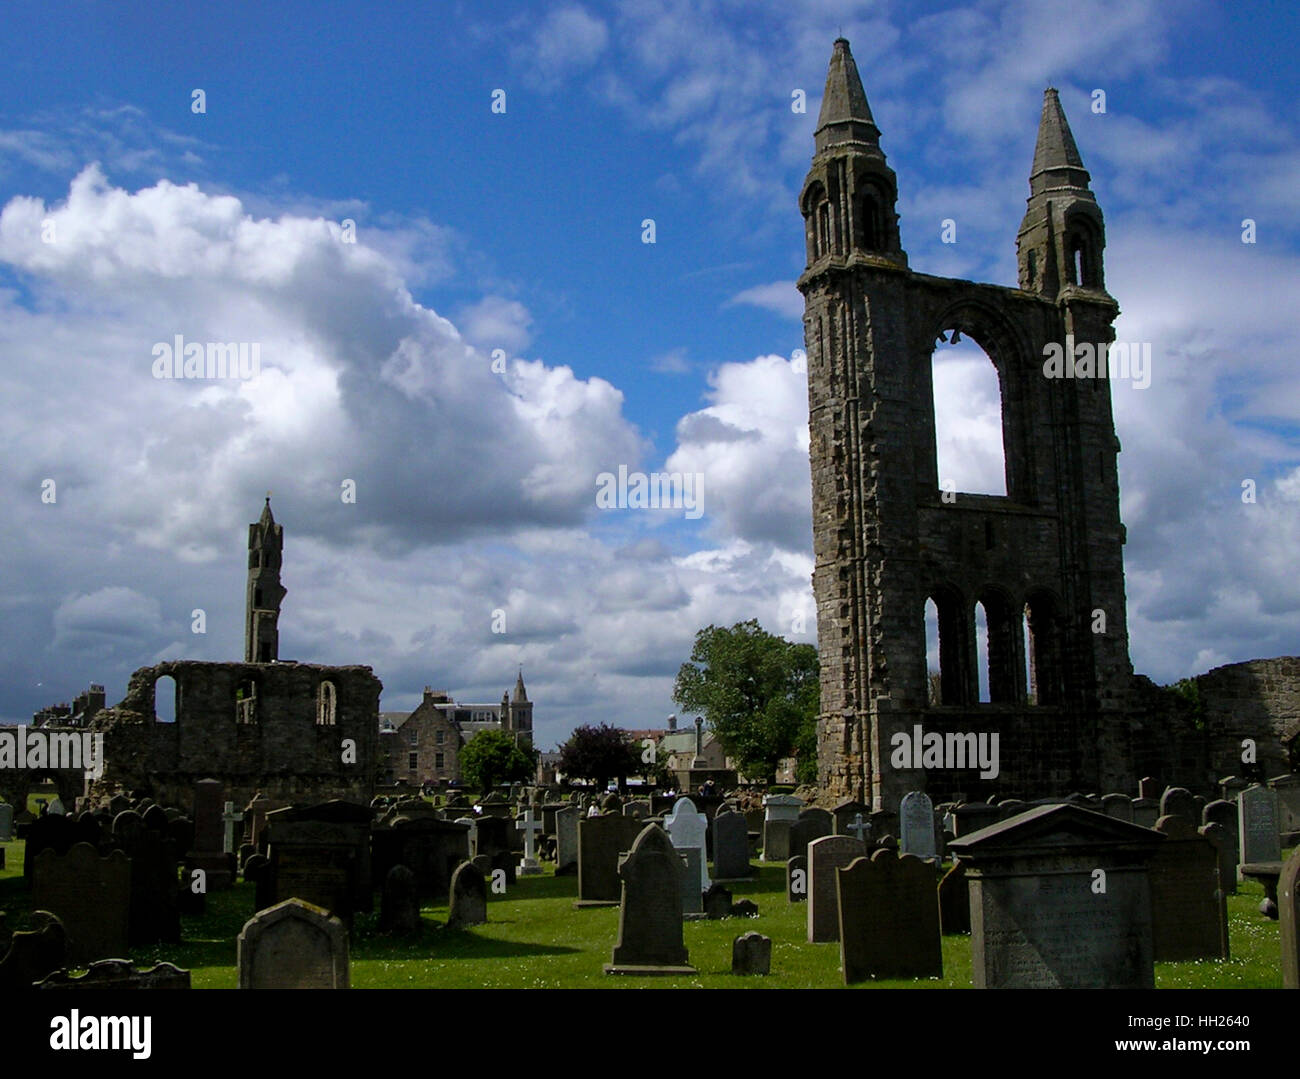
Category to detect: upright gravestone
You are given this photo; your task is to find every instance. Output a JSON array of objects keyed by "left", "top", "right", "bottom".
[
  {"left": 788, "top": 810, "right": 833, "bottom": 865},
  {"left": 189, "top": 778, "right": 232, "bottom": 889},
  {"left": 0, "top": 911, "right": 67, "bottom": 990},
  {"left": 474, "top": 817, "right": 512, "bottom": 862},
  {"left": 222, "top": 802, "right": 244, "bottom": 855},
  {"left": 371, "top": 817, "right": 470, "bottom": 902},
  {"left": 1280, "top": 846, "right": 1300, "bottom": 990},
  {"left": 787, "top": 854, "right": 807, "bottom": 903},
  {"left": 1238, "top": 785, "right": 1281, "bottom": 874},
  {"left": 899, "top": 791, "right": 938, "bottom": 865},
  {"left": 555, "top": 805, "right": 580, "bottom": 875},
  {"left": 244, "top": 793, "right": 272, "bottom": 851},
  {"left": 266, "top": 801, "right": 373, "bottom": 924},
  {"left": 576, "top": 814, "right": 642, "bottom": 907},
  {"left": 836, "top": 851, "right": 943, "bottom": 983},
  {"left": 112, "top": 809, "right": 180, "bottom": 947},
  {"left": 762, "top": 795, "right": 803, "bottom": 862},
  {"left": 664, "top": 797, "right": 711, "bottom": 896},
  {"left": 454, "top": 816, "right": 478, "bottom": 856},
  {"left": 948, "top": 804, "right": 1165, "bottom": 989},
  {"left": 1101, "top": 794, "right": 1133, "bottom": 822},
  {"left": 731, "top": 931, "right": 771, "bottom": 976},
  {"left": 833, "top": 800, "right": 869, "bottom": 836},
  {"left": 1202, "top": 800, "right": 1239, "bottom": 894},
  {"left": 31, "top": 844, "right": 131, "bottom": 966},
  {"left": 1138, "top": 776, "right": 1160, "bottom": 801},
  {"left": 604, "top": 824, "right": 696, "bottom": 976},
  {"left": 380, "top": 865, "right": 420, "bottom": 935},
  {"left": 1159, "top": 787, "right": 1197, "bottom": 827},
  {"left": 516, "top": 808, "right": 544, "bottom": 876},
  {"left": 1270, "top": 775, "right": 1300, "bottom": 843},
  {"left": 807, "top": 835, "right": 868, "bottom": 943},
  {"left": 237, "top": 898, "right": 348, "bottom": 989},
  {"left": 938, "top": 861, "right": 970, "bottom": 934},
  {"left": 711, "top": 810, "right": 753, "bottom": 880},
  {"left": 447, "top": 861, "right": 487, "bottom": 929},
  {"left": 623, "top": 800, "right": 650, "bottom": 821},
  {"left": 0, "top": 802, "right": 12, "bottom": 842},
  {"left": 677, "top": 847, "right": 705, "bottom": 916},
  {"left": 1148, "top": 816, "right": 1229, "bottom": 961}
]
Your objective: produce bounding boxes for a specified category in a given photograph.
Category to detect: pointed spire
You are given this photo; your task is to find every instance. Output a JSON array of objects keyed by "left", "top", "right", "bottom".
[
  {"left": 814, "top": 38, "right": 880, "bottom": 154},
  {"left": 259, "top": 493, "right": 275, "bottom": 528},
  {"left": 513, "top": 667, "right": 528, "bottom": 703},
  {"left": 1028, "top": 88, "right": 1091, "bottom": 194}
]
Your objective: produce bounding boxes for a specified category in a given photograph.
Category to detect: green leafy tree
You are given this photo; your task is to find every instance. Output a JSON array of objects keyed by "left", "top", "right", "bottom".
[
  {"left": 460, "top": 730, "right": 537, "bottom": 794},
  {"left": 559, "top": 724, "right": 640, "bottom": 790},
  {"left": 673, "top": 620, "right": 819, "bottom": 785}
]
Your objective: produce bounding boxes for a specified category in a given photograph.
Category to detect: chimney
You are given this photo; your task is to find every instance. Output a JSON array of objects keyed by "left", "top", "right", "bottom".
[
  {"left": 694, "top": 717, "right": 703, "bottom": 757},
  {"left": 667, "top": 714, "right": 676, "bottom": 732}
]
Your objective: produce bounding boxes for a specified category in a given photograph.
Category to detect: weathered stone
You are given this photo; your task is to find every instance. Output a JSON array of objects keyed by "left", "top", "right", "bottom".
[
  {"left": 31, "top": 844, "right": 130, "bottom": 966},
  {"left": 0, "top": 911, "right": 66, "bottom": 990},
  {"left": 266, "top": 800, "right": 372, "bottom": 924},
  {"left": 1149, "top": 816, "right": 1229, "bottom": 961},
  {"left": 380, "top": 865, "right": 420, "bottom": 935},
  {"left": 703, "top": 883, "right": 732, "bottom": 920},
  {"left": 1280, "top": 846, "right": 1300, "bottom": 989},
  {"left": 605, "top": 824, "right": 696, "bottom": 975},
  {"left": 711, "top": 810, "right": 753, "bottom": 880},
  {"left": 663, "top": 797, "right": 711, "bottom": 896},
  {"left": 576, "top": 813, "right": 643, "bottom": 907},
  {"left": 807, "top": 835, "right": 867, "bottom": 943},
  {"left": 447, "top": 861, "right": 487, "bottom": 929},
  {"left": 36, "top": 959, "right": 190, "bottom": 989},
  {"left": 555, "top": 805, "right": 580, "bottom": 874},
  {"left": 787, "top": 854, "right": 808, "bottom": 903},
  {"left": 731, "top": 931, "right": 771, "bottom": 975},
  {"left": 237, "top": 898, "right": 348, "bottom": 989},
  {"left": 899, "top": 791, "right": 938, "bottom": 864},
  {"left": 836, "top": 851, "right": 942, "bottom": 983},
  {"left": 1159, "top": 787, "right": 1197, "bottom": 827},
  {"left": 938, "top": 860, "right": 970, "bottom": 934},
  {"left": 1238, "top": 785, "right": 1281, "bottom": 869}
]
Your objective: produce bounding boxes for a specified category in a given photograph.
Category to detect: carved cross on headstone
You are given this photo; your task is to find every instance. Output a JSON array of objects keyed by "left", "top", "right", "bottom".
[
  {"left": 222, "top": 801, "right": 245, "bottom": 854},
  {"left": 517, "top": 807, "right": 544, "bottom": 875},
  {"left": 848, "top": 812, "right": 870, "bottom": 844}
]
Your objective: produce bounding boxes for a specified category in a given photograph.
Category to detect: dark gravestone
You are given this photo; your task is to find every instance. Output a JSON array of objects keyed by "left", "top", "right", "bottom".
[
  {"left": 948, "top": 804, "right": 1164, "bottom": 989},
  {"left": 1149, "top": 816, "right": 1229, "bottom": 961},
  {"left": 112, "top": 809, "right": 180, "bottom": 947},
  {"left": 36, "top": 959, "right": 191, "bottom": 989},
  {"left": 836, "top": 851, "right": 942, "bottom": 983},
  {"left": 244, "top": 853, "right": 274, "bottom": 912},
  {"left": 470, "top": 854, "right": 491, "bottom": 876},
  {"left": 370, "top": 818, "right": 470, "bottom": 902},
  {"left": 1139, "top": 776, "right": 1160, "bottom": 801},
  {"left": 188, "top": 778, "right": 232, "bottom": 890},
  {"left": 22, "top": 814, "right": 77, "bottom": 883},
  {"left": 787, "top": 854, "right": 808, "bottom": 903},
  {"left": 938, "top": 860, "right": 971, "bottom": 935},
  {"left": 1239, "top": 785, "right": 1281, "bottom": 867},
  {"left": 833, "top": 800, "right": 869, "bottom": 836},
  {"left": 555, "top": 805, "right": 580, "bottom": 874},
  {"left": 711, "top": 810, "right": 753, "bottom": 880},
  {"left": 703, "top": 883, "right": 733, "bottom": 920},
  {"left": 808, "top": 834, "right": 868, "bottom": 942},
  {"left": 576, "top": 814, "right": 642, "bottom": 908},
  {"left": 951, "top": 802, "right": 1001, "bottom": 837},
  {"left": 731, "top": 898, "right": 759, "bottom": 918},
  {"left": 731, "top": 931, "right": 771, "bottom": 975},
  {"left": 32, "top": 844, "right": 131, "bottom": 966},
  {"left": 447, "top": 861, "right": 487, "bottom": 929},
  {"left": 380, "top": 865, "right": 420, "bottom": 935},
  {"left": 0, "top": 911, "right": 66, "bottom": 989},
  {"left": 474, "top": 816, "right": 512, "bottom": 862},
  {"left": 237, "top": 898, "right": 349, "bottom": 989},
  {"left": 1101, "top": 794, "right": 1134, "bottom": 822},
  {"left": 1281, "top": 846, "right": 1300, "bottom": 990},
  {"left": 605, "top": 824, "right": 696, "bottom": 975},
  {"left": 266, "top": 801, "right": 372, "bottom": 925},
  {"left": 1159, "top": 787, "right": 1197, "bottom": 827},
  {"left": 788, "top": 815, "right": 830, "bottom": 865},
  {"left": 491, "top": 849, "right": 517, "bottom": 886},
  {"left": 1202, "top": 800, "right": 1239, "bottom": 894}
]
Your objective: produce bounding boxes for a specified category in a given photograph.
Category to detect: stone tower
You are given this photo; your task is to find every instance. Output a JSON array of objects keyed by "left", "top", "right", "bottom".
[
  {"left": 245, "top": 497, "right": 286, "bottom": 663},
  {"left": 799, "top": 40, "right": 1133, "bottom": 810},
  {"left": 510, "top": 669, "right": 533, "bottom": 744}
]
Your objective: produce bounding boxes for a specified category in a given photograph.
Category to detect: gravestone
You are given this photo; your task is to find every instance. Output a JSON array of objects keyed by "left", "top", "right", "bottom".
[
  {"left": 833, "top": 799, "right": 869, "bottom": 836},
  {"left": 1159, "top": 787, "right": 1197, "bottom": 827},
  {"left": 243, "top": 793, "right": 271, "bottom": 851},
  {"left": 678, "top": 846, "right": 705, "bottom": 916},
  {"left": 1138, "top": 776, "right": 1159, "bottom": 801},
  {"left": 36, "top": 959, "right": 191, "bottom": 989},
  {"left": 516, "top": 808, "right": 544, "bottom": 875},
  {"left": 0, "top": 911, "right": 66, "bottom": 990},
  {"left": 1131, "top": 798, "right": 1160, "bottom": 829},
  {"left": 237, "top": 898, "right": 348, "bottom": 989},
  {"left": 899, "top": 791, "right": 938, "bottom": 865},
  {"left": 372, "top": 818, "right": 470, "bottom": 902},
  {"left": 491, "top": 850, "right": 517, "bottom": 886},
  {"left": 601, "top": 792, "right": 623, "bottom": 814},
  {"left": 112, "top": 809, "right": 180, "bottom": 947},
  {"left": 1238, "top": 785, "right": 1281, "bottom": 872},
  {"left": 555, "top": 805, "right": 580, "bottom": 874},
  {"left": 108, "top": 794, "right": 132, "bottom": 818},
  {"left": 837, "top": 851, "right": 943, "bottom": 983},
  {"left": 1220, "top": 775, "right": 1249, "bottom": 802},
  {"left": 807, "top": 834, "right": 867, "bottom": 943},
  {"left": 787, "top": 854, "right": 807, "bottom": 902},
  {"left": 623, "top": 800, "right": 650, "bottom": 821},
  {"left": 0, "top": 802, "right": 12, "bottom": 841},
  {"left": 788, "top": 811, "right": 832, "bottom": 865},
  {"left": 703, "top": 882, "right": 732, "bottom": 920},
  {"left": 1101, "top": 794, "right": 1133, "bottom": 822},
  {"left": 1202, "top": 800, "right": 1239, "bottom": 894},
  {"left": 380, "top": 865, "right": 420, "bottom": 935},
  {"left": 948, "top": 804, "right": 1164, "bottom": 988},
  {"left": 1199, "top": 822, "right": 1235, "bottom": 908},
  {"left": 1148, "top": 816, "right": 1229, "bottom": 961},
  {"left": 222, "top": 802, "right": 244, "bottom": 855},
  {"left": 471, "top": 853, "right": 491, "bottom": 876},
  {"left": 576, "top": 814, "right": 643, "bottom": 907},
  {"left": 31, "top": 844, "right": 130, "bottom": 966},
  {"left": 731, "top": 932, "right": 771, "bottom": 976},
  {"left": 762, "top": 795, "right": 803, "bottom": 862},
  {"left": 474, "top": 816, "right": 512, "bottom": 862},
  {"left": 266, "top": 801, "right": 373, "bottom": 924},
  {"left": 454, "top": 816, "right": 478, "bottom": 855},
  {"left": 1270, "top": 774, "right": 1300, "bottom": 842},
  {"left": 664, "top": 797, "right": 711, "bottom": 895},
  {"left": 188, "top": 779, "right": 232, "bottom": 889},
  {"left": 447, "top": 861, "right": 487, "bottom": 928},
  {"left": 604, "top": 824, "right": 696, "bottom": 975},
  {"left": 1281, "top": 846, "right": 1300, "bottom": 990},
  {"left": 244, "top": 853, "right": 273, "bottom": 912},
  {"left": 711, "top": 810, "right": 753, "bottom": 880},
  {"left": 22, "top": 813, "right": 77, "bottom": 882},
  {"left": 951, "top": 802, "right": 1001, "bottom": 837},
  {"left": 938, "top": 861, "right": 970, "bottom": 934}
]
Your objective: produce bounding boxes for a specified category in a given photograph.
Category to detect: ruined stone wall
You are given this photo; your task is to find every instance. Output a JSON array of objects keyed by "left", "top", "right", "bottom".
[
  {"left": 86, "top": 660, "right": 381, "bottom": 809},
  {"left": 1196, "top": 656, "right": 1300, "bottom": 782}
]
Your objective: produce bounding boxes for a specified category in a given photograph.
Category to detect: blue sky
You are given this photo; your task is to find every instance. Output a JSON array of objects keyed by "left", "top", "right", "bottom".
[{"left": 2, "top": 0, "right": 1298, "bottom": 748}]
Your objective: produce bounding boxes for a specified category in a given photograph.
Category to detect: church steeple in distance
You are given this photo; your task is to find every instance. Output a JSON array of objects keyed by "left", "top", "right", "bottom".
[{"left": 245, "top": 495, "right": 286, "bottom": 663}]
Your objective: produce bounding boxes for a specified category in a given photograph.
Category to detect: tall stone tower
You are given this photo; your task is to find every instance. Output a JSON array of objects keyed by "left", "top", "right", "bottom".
[
  {"left": 245, "top": 497, "right": 286, "bottom": 663},
  {"left": 510, "top": 669, "right": 533, "bottom": 744},
  {"left": 799, "top": 40, "right": 1133, "bottom": 810}
]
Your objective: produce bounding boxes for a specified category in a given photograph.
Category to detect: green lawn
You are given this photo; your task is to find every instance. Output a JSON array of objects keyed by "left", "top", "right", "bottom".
[{"left": 1, "top": 840, "right": 1287, "bottom": 988}]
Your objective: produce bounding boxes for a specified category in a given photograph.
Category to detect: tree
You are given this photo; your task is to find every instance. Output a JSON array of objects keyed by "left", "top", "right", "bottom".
[
  {"left": 673, "top": 620, "right": 819, "bottom": 785},
  {"left": 558, "top": 724, "right": 641, "bottom": 790},
  {"left": 459, "top": 730, "right": 537, "bottom": 794}
]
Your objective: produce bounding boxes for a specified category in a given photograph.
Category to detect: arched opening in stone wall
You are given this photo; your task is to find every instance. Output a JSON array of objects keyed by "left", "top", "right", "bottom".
[
  {"left": 154, "top": 675, "right": 177, "bottom": 723},
  {"left": 1024, "top": 592, "right": 1063, "bottom": 706},
  {"left": 317, "top": 680, "right": 337, "bottom": 726},
  {"left": 926, "top": 587, "right": 968, "bottom": 707},
  {"left": 931, "top": 334, "right": 1007, "bottom": 497},
  {"left": 236, "top": 677, "right": 258, "bottom": 724},
  {"left": 981, "top": 589, "right": 1021, "bottom": 704},
  {"left": 924, "top": 597, "right": 941, "bottom": 705},
  {"left": 974, "top": 601, "right": 991, "bottom": 703}
]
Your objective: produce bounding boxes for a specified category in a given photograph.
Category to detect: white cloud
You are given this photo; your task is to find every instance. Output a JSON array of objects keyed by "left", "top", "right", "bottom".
[{"left": 728, "top": 280, "right": 803, "bottom": 319}]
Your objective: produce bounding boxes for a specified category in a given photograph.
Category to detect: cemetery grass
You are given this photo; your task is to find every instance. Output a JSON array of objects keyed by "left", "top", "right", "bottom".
[{"left": 1, "top": 845, "right": 1287, "bottom": 989}]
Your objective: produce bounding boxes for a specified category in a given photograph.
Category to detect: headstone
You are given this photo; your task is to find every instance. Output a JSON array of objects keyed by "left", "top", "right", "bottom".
[
  {"left": 951, "top": 802, "right": 1001, "bottom": 837},
  {"left": 836, "top": 851, "right": 942, "bottom": 983},
  {"left": 938, "top": 861, "right": 970, "bottom": 934},
  {"left": 948, "top": 804, "right": 1164, "bottom": 989},
  {"left": 1220, "top": 775, "right": 1249, "bottom": 802},
  {"left": 1131, "top": 798, "right": 1160, "bottom": 829},
  {"left": 711, "top": 810, "right": 753, "bottom": 880},
  {"left": 380, "top": 865, "right": 420, "bottom": 935},
  {"left": 516, "top": 808, "right": 544, "bottom": 876},
  {"left": 787, "top": 854, "right": 807, "bottom": 903},
  {"left": 31, "top": 844, "right": 131, "bottom": 966},
  {"left": 1280, "top": 846, "right": 1300, "bottom": 990},
  {"left": 604, "top": 824, "right": 696, "bottom": 975},
  {"left": 112, "top": 809, "right": 180, "bottom": 947},
  {"left": 471, "top": 854, "right": 491, "bottom": 876},
  {"left": 845, "top": 812, "right": 871, "bottom": 845},
  {"left": 491, "top": 850, "right": 517, "bottom": 886},
  {"left": 807, "top": 834, "right": 868, "bottom": 943},
  {"left": 1270, "top": 774, "right": 1300, "bottom": 842},
  {"left": 36, "top": 959, "right": 190, "bottom": 989},
  {"left": 22, "top": 813, "right": 77, "bottom": 882},
  {"left": 108, "top": 794, "right": 132, "bottom": 818},
  {"left": 703, "top": 882, "right": 732, "bottom": 920},
  {"left": 0, "top": 802, "right": 12, "bottom": 842},
  {"left": 731, "top": 931, "right": 771, "bottom": 976},
  {"left": 601, "top": 791, "right": 623, "bottom": 814},
  {"left": 0, "top": 911, "right": 66, "bottom": 990},
  {"left": 1159, "top": 787, "right": 1197, "bottom": 826},
  {"left": 188, "top": 779, "right": 232, "bottom": 889},
  {"left": 1101, "top": 794, "right": 1133, "bottom": 822},
  {"left": 664, "top": 798, "right": 711, "bottom": 895},
  {"left": 576, "top": 814, "right": 643, "bottom": 907},
  {"left": 222, "top": 801, "right": 244, "bottom": 855},
  {"left": 237, "top": 898, "right": 348, "bottom": 989},
  {"left": 474, "top": 816, "right": 512, "bottom": 862},
  {"left": 447, "top": 861, "right": 487, "bottom": 928},
  {"left": 1148, "top": 816, "right": 1229, "bottom": 961},
  {"left": 731, "top": 898, "right": 758, "bottom": 917},
  {"left": 1202, "top": 800, "right": 1239, "bottom": 894},
  {"left": 677, "top": 846, "right": 704, "bottom": 916},
  {"left": 244, "top": 853, "right": 273, "bottom": 912},
  {"left": 899, "top": 791, "right": 938, "bottom": 865},
  {"left": 555, "top": 805, "right": 580, "bottom": 874},
  {"left": 454, "top": 816, "right": 478, "bottom": 855},
  {"left": 1238, "top": 785, "right": 1281, "bottom": 871},
  {"left": 788, "top": 811, "right": 832, "bottom": 864},
  {"left": 833, "top": 800, "right": 869, "bottom": 836},
  {"left": 243, "top": 793, "right": 272, "bottom": 851},
  {"left": 266, "top": 801, "right": 373, "bottom": 924},
  {"left": 623, "top": 800, "right": 650, "bottom": 821},
  {"left": 762, "top": 795, "right": 803, "bottom": 862},
  {"left": 1138, "top": 776, "right": 1159, "bottom": 801}
]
